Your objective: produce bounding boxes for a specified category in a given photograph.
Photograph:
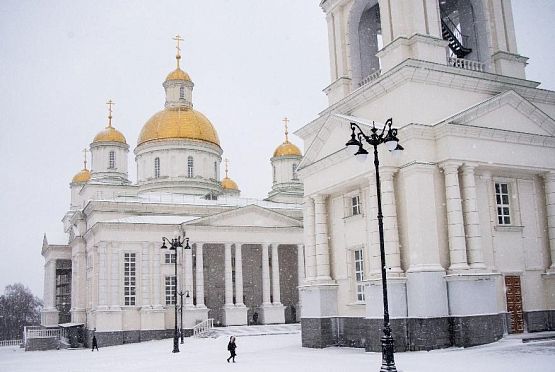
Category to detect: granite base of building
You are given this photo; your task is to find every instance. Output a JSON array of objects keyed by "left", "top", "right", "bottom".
[
  {"left": 524, "top": 310, "right": 555, "bottom": 332},
  {"left": 301, "top": 313, "right": 506, "bottom": 352},
  {"left": 85, "top": 328, "right": 191, "bottom": 348}
]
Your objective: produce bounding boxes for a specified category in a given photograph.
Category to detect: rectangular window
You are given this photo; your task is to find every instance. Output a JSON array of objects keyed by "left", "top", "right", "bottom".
[
  {"left": 354, "top": 249, "right": 365, "bottom": 301},
  {"left": 154, "top": 158, "right": 160, "bottom": 178},
  {"left": 124, "top": 253, "right": 136, "bottom": 306},
  {"left": 495, "top": 182, "right": 511, "bottom": 225},
  {"left": 108, "top": 151, "right": 115, "bottom": 169},
  {"left": 352, "top": 195, "right": 361, "bottom": 216},
  {"left": 164, "top": 252, "right": 176, "bottom": 264},
  {"left": 165, "top": 276, "right": 176, "bottom": 305}
]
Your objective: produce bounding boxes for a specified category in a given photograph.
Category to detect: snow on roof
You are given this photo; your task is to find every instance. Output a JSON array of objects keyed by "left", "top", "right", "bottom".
[
  {"left": 104, "top": 215, "right": 200, "bottom": 225},
  {"left": 96, "top": 192, "right": 302, "bottom": 210}
]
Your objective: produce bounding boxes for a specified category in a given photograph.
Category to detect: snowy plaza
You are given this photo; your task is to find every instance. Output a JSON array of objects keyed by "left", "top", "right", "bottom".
[{"left": 1, "top": 331, "right": 554, "bottom": 372}]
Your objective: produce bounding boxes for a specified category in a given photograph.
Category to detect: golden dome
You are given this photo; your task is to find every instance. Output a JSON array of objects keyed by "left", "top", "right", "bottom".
[
  {"left": 137, "top": 108, "right": 220, "bottom": 146},
  {"left": 93, "top": 126, "right": 127, "bottom": 144},
  {"left": 72, "top": 168, "right": 91, "bottom": 184},
  {"left": 165, "top": 68, "right": 191, "bottom": 82},
  {"left": 221, "top": 177, "right": 239, "bottom": 190},
  {"left": 273, "top": 141, "right": 302, "bottom": 157}
]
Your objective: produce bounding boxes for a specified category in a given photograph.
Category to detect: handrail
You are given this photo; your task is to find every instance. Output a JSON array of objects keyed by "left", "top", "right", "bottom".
[
  {"left": 447, "top": 57, "right": 484, "bottom": 72},
  {"left": 358, "top": 70, "right": 381, "bottom": 88},
  {"left": 442, "top": 16, "right": 469, "bottom": 47},
  {"left": 0, "top": 339, "right": 22, "bottom": 347},
  {"left": 25, "top": 327, "right": 61, "bottom": 339},
  {"left": 193, "top": 318, "right": 214, "bottom": 337}
]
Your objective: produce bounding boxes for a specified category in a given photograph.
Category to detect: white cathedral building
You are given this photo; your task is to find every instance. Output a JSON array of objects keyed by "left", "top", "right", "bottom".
[
  {"left": 41, "top": 43, "right": 305, "bottom": 346},
  {"left": 296, "top": 0, "right": 555, "bottom": 351}
]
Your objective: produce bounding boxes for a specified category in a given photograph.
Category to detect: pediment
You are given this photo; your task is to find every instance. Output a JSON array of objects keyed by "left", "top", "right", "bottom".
[
  {"left": 184, "top": 204, "right": 302, "bottom": 228},
  {"left": 436, "top": 90, "right": 555, "bottom": 136},
  {"left": 299, "top": 113, "right": 373, "bottom": 171}
]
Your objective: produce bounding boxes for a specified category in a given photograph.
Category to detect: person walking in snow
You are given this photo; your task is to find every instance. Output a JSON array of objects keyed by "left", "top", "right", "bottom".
[
  {"left": 91, "top": 335, "right": 99, "bottom": 351},
  {"left": 226, "top": 336, "right": 237, "bottom": 363}
]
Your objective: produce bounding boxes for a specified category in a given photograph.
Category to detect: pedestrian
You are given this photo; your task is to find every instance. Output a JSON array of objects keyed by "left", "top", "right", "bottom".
[
  {"left": 91, "top": 335, "right": 99, "bottom": 351},
  {"left": 226, "top": 336, "right": 237, "bottom": 363},
  {"left": 253, "top": 312, "right": 259, "bottom": 325}
]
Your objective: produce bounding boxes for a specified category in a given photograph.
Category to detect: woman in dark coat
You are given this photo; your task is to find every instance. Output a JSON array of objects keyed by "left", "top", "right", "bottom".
[
  {"left": 91, "top": 335, "right": 99, "bottom": 351},
  {"left": 226, "top": 336, "right": 237, "bottom": 363}
]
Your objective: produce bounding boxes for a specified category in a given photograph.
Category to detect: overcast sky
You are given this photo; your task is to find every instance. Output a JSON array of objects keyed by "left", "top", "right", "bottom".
[{"left": 0, "top": 1, "right": 553, "bottom": 297}]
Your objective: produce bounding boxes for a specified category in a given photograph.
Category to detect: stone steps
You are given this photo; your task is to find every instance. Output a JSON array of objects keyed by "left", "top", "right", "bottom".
[{"left": 199, "top": 324, "right": 301, "bottom": 339}]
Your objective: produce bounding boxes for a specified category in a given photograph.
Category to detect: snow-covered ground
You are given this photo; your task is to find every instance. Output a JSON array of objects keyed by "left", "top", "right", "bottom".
[{"left": 0, "top": 333, "right": 554, "bottom": 372}]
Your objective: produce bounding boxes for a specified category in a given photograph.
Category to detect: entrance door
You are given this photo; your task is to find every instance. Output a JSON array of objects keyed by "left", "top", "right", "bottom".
[{"left": 504, "top": 276, "right": 524, "bottom": 334}]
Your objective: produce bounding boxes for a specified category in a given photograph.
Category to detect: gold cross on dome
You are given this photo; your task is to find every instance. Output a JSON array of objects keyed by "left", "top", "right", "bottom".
[
  {"left": 172, "top": 34, "right": 184, "bottom": 67},
  {"left": 106, "top": 99, "right": 115, "bottom": 127},
  {"left": 82, "top": 148, "right": 89, "bottom": 169},
  {"left": 283, "top": 117, "right": 290, "bottom": 142}
]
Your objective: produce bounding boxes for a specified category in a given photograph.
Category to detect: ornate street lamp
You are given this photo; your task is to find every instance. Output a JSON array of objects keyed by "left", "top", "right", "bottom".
[
  {"left": 161, "top": 234, "right": 191, "bottom": 353},
  {"left": 345, "top": 118, "right": 403, "bottom": 372}
]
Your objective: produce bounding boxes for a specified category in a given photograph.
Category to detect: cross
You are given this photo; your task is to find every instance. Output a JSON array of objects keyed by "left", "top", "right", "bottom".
[
  {"left": 106, "top": 99, "right": 115, "bottom": 127},
  {"left": 172, "top": 34, "right": 184, "bottom": 68},
  {"left": 283, "top": 117, "right": 290, "bottom": 141},
  {"left": 224, "top": 158, "right": 229, "bottom": 178},
  {"left": 173, "top": 34, "right": 184, "bottom": 54},
  {"left": 82, "top": 148, "right": 89, "bottom": 169}
]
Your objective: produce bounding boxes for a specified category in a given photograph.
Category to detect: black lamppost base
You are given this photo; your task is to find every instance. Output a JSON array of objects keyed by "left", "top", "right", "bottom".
[
  {"left": 172, "top": 337, "right": 180, "bottom": 353},
  {"left": 380, "top": 332, "right": 397, "bottom": 372}
]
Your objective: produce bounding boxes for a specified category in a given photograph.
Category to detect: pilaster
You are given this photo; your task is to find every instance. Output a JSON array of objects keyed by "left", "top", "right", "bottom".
[
  {"left": 544, "top": 172, "right": 555, "bottom": 272},
  {"left": 303, "top": 197, "right": 317, "bottom": 280},
  {"left": 461, "top": 164, "right": 486, "bottom": 270},
  {"left": 313, "top": 194, "right": 332, "bottom": 282},
  {"left": 195, "top": 243, "right": 206, "bottom": 308}
]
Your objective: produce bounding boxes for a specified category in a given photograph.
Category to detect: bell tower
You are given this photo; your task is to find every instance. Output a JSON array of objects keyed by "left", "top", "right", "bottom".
[{"left": 321, "top": 0, "right": 528, "bottom": 104}]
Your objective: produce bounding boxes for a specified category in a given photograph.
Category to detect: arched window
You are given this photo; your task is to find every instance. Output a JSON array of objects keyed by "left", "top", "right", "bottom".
[
  {"left": 154, "top": 157, "right": 160, "bottom": 178},
  {"left": 292, "top": 163, "right": 298, "bottom": 180},
  {"left": 179, "top": 86, "right": 185, "bottom": 99},
  {"left": 358, "top": 3, "right": 381, "bottom": 80},
  {"left": 214, "top": 161, "right": 218, "bottom": 179},
  {"left": 273, "top": 165, "right": 276, "bottom": 183},
  {"left": 187, "top": 156, "right": 194, "bottom": 178},
  {"left": 108, "top": 151, "right": 115, "bottom": 169}
]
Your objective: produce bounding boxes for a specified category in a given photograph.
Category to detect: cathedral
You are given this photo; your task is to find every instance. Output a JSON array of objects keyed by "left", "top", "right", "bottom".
[
  {"left": 40, "top": 37, "right": 305, "bottom": 346},
  {"left": 297, "top": 0, "right": 555, "bottom": 351}
]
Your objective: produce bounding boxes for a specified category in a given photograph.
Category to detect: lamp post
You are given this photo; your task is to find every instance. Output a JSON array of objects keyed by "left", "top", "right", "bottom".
[
  {"left": 178, "top": 290, "right": 190, "bottom": 344},
  {"left": 345, "top": 118, "right": 403, "bottom": 372},
  {"left": 161, "top": 234, "right": 191, "bottom": 353}
]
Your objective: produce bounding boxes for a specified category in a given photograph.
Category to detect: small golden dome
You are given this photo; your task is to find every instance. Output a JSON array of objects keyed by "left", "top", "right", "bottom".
[
  {"left": 221, "top": 177, "right": 239, "bottom": 190},
  {"left": 93, "top": 126, "right": 127, "bottom": 144},
  {"left": 165, "top": 68, "right": 191, "bottom": 82},
  {"left": 273, "top": 141, "right": 302, "bottom": 157},
  {"left": 137, "top": 108, "right": 220, "bottom": 146},
  {"left": 72, "top": 168, "right": 91, "bottom": 184}
]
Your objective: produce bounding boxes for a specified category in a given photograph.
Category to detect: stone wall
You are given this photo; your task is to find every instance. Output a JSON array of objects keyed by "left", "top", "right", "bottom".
[
  {"left": 278, "top": 244, "right": 299, "bottom": 323},
  {"left": 524, "top": 310, "right": 555, "bottom": 332},
  {"left": 25, "top": 337, "right": 59, "bottom": 351},
  {"left": 302, "top": 313, "right": 507, "bottom": 351}
]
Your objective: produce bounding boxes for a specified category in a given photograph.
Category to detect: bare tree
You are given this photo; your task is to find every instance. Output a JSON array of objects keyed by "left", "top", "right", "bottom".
[{"left": 0, "top": 283, "right": 42, "bottom": 340}]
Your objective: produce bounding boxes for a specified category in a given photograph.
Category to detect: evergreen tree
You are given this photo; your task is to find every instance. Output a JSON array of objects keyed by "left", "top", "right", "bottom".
[{"left": 0, "top": 283, "right": 42, "bottom": 340}]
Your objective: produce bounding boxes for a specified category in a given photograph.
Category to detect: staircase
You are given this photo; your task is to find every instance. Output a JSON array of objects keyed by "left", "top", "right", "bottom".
[
  {"left": 204, "top": 324, "right": 301, "bottom": 339},
  {"left": 441, "top": 18, "right": 472, "bottom": 58}
]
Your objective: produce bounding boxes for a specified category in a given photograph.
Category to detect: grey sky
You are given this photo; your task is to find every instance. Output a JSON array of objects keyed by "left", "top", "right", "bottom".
[{"left": 0, "top": 1, "right": 553, "bottom": 297}]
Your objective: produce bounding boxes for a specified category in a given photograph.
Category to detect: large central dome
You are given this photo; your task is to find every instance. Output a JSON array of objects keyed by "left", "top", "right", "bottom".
[{"left": 137, "top": 107, "right": 220, "bottom": 146}]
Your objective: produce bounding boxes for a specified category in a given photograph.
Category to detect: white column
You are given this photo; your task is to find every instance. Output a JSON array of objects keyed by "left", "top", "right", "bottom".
[
  {"left": 224, "top": 243, "right": 233, "bottom": 306},
  {"left": 98, "top": 244, "right": 108, "bottom": 307},
  {"left": 110, "top": 247, "right": 119, "bottom": 308},
  {"left": 442, "top": 163, "right": 470, "bottom": 271},
  {"left": 44, "top": 259, "right": 57, "bottom": 309},
  {"left": 234, "top": 243, "right": 245, "bottom": 306},
  {"left": 381, "top": 168, "right": 403, "bottom": 274},
  {"left": 184, "top": 246, "right": 194, "bottom": 307},
  {"left": 461, "top": 164, "right": 486, "bottom": 269},
  {"left": 262, "top": 243, "right": 271, "bottom": 305},
  {"left": 313, "top": 194, "right": 332, "bottom": 281},
  {"left": 195, "top": 243, "right": 205, "bottom": 307},
  {"left": 271, "top": 244, "right": 282, "bottom": 304},
  {"left": 367, "top": 177, "right": 381, "bottom": 275},
  {"left": 297, "top": 244, "right": 305, "bottom": 286},
  {"left": 544, "top": 172, "right": 555, "bottom": 271},
  {"left": 303, "top": 197, "right": 316, "bottom": 280},
  {"left": 152, "top": 243, "right": 162, "bottom": 307}
]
